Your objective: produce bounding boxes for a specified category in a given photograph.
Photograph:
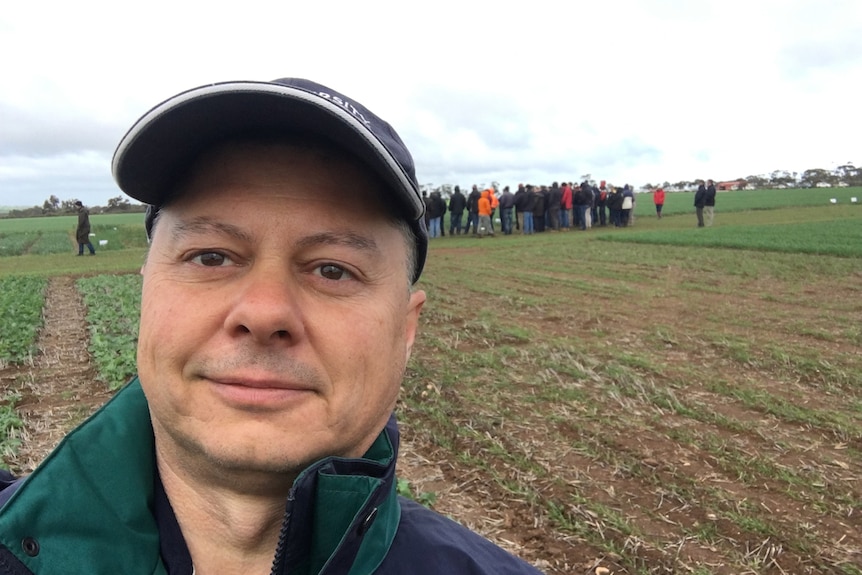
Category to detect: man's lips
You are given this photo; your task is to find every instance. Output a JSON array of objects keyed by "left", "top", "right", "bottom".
[{"left": 205, "top": 375, "right": 316, "bottom": 408}]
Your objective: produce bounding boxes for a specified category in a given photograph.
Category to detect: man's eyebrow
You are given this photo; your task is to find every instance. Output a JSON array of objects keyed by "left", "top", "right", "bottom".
[
  {"left": 294, "top": 231, "right": 381, "bottom": 254},
  {"left": 170, "top": 216, "right": 254, "bottom": 244}
]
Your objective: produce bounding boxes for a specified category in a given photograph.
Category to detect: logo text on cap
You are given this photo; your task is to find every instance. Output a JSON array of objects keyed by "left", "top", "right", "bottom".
[{"left": 316, "top": 92, "right": 373, "bottom": 128}]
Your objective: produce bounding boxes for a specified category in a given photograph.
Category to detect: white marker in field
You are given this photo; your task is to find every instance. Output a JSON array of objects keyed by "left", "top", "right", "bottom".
[
  {"left": 830, "top": 198, "right": 837, "bottom": 204},
  {"left": 852, "top": 197, "right": 858, "bottom": 203}
]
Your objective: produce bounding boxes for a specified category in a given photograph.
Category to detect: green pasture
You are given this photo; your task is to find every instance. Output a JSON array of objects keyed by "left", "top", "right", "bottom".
[
  {"left": 632, "top": 186, "right": 862, "bottom": 216},
  {"left": 0, "top": 213, "right": 149, "bottom": 258},
  {"left": 602, "top": 205, "right": 862, "bottom": 258}
]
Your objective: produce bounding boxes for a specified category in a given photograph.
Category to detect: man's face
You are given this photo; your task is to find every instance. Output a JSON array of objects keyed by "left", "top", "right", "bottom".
[{"left": 138, "top": 141, "right": 425, "bottom": 482}]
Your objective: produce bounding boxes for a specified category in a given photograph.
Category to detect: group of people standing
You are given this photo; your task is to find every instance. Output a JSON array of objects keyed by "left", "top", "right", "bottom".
[
  {"left": 424, "top": 179, "right": 716, "bottom": 236},
  {"left": 424, "top": 181, "right": 648, "bottom": 238}
]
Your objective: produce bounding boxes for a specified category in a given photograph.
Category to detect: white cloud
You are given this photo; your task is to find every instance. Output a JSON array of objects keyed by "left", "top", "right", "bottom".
[{"left": 1, "top": 0, "right": 860, "bottom": 207}]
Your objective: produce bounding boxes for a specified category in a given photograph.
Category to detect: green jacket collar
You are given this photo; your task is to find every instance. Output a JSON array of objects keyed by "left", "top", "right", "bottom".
[{"left": 0, "top": 378, "right": 400, "bottom": 575}]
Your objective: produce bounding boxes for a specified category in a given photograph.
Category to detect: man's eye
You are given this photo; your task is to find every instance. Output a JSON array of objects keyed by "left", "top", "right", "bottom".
[
  {"left": 318, "top": 264, "right": 351, "bottom": 280},
  {"left": 191, "top": 252, "right": 230, "bottom": 267}
]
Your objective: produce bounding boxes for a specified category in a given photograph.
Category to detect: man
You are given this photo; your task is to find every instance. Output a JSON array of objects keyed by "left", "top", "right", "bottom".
[
  {"left": 694, "top": 181, "right": 707, "bottom": 227},
  {"left": 427, "top": 190, "right": 446, "bottom": 239},
  {"left": 596, "top": 183, "right": 607, "bottom": 227},
  {"left": 74, "top": 200, "right": 96, "bottom": 255},
  {"left": 653, "top": 187, "right": 665, "bottom": 219},
  {"left": 533, "top": 186, "right": 547, "bottom": 232},
  {"left": 0, "top": 77, "right": 542, "bottom": 575},
  {"left": 448, "top": 185, "right": 466, "bottom": 235},
  {"left": 574, "top": 182, "right": 590, "bottom": 230},
  {"left": 465, "top": 185, "right": 481, "bottom": 235},
  {"left": 704, "top": 179, "right": 716, "bottom": 226},
  {"left": 560, "top": 182, "right": 573, "bottom": 229},
  {"left": 546, "top": 182, "right": 562, "bottom": 231},
  {"left": 498, "top": 185, "right": 515, "bottom": 235},
  {"left": 477, "top": 188, "right": 495, "bottom": 237},
  {"left": 513, "top": 183, "right": 528, "bottom": 232}
]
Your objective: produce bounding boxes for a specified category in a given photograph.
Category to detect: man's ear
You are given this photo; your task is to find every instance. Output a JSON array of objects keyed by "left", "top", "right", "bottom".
[{"left": 403, "top": 289, "right": 426, "bottom": 361}]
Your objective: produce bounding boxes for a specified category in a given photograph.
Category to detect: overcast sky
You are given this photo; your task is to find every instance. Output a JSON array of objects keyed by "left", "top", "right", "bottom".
[{"left": 1, "top": 0, "right": 860, "bottom": 207}]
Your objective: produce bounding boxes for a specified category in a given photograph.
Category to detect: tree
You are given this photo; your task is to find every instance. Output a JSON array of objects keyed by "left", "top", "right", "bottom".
[
  {"left": 60, "top": 199, "right": 80, "bottom": 212},
  {"left": 800, "top": 168, "right": 830, "bottom": 187},
  {"left": 834, "top": 164, "right": 859, "bottom": 186},
  {"left": 745, "top": 175, "right": 768, "bottom": 189},
  {"left": 106, "top": 195, "right": 131, "bottom": 211},
  {"left": 41, "top": 195, "right": 60, "bottom": 213}
]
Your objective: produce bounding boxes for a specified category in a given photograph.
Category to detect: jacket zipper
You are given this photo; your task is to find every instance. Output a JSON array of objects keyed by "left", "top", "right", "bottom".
[{"left": 269, "top": 486, "right": 296, "bottom": 575}]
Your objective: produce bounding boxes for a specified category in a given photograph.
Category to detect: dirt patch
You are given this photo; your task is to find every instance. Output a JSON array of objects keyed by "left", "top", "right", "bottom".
[{"left": 1, "top": 276, "right": 111, "bottom": 473}]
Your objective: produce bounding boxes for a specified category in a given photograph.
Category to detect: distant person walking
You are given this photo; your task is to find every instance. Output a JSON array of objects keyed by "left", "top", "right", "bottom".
[
  {"left": 704, "top": 179, "right": 716, "bottom": 226},
  {"left": 694, "top": 182, "right": 706, "bottom": 227},
  {"left": 653, "top": 187, "right": 665, "bottom": 218},
  {"left": 75, "top": 200, "right": 96, "bottom": 255}
]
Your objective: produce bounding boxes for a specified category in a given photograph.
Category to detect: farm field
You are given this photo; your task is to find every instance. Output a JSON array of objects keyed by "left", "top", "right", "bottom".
[{"left": 1, "top": 193, "right": 861, "bottom": 574}]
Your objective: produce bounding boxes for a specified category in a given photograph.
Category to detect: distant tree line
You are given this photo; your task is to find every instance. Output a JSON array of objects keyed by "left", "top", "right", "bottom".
[
  {"left": 1, "top": 195, "right": 146, "bottom": 219},
  {"left": 641, "top": 163, "right": 861, "bottom": 192}
]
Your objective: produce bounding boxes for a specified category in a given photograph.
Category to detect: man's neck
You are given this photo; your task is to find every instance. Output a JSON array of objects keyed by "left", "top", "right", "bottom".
[{"left": 157, "top": 455, "right": 290, "bottom": 575}]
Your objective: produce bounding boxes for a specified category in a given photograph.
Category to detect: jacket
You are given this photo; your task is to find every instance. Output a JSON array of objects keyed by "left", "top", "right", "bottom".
[
  {"left": 478, "top": 191, "right": 492, "bottom": 217},
  {"left": 467, "top": 189, "right": 481, "bottom": 214},
  {"left": 427, "top": 192, "right": 446, "bottom": 219},
  {"left": 75, "top": 207, "right": 91, "bottom": 244},
  {"left": 653, "top": 189, "right": 665, "bottom": 205},
  {"left": 560, "top": 185, "right": 573, "bottom": 210},
  {"left": 0, "top": 380, "right": 542, "bottom": 575},
  {"left": 448, "top": 190, "right": 467, "bottom": 215},
  {"left": 704, "top": 184, "right": 716, "bottom": 207},
  {"left": 694, "top": 184, "right": 706, "bottom": 208}
]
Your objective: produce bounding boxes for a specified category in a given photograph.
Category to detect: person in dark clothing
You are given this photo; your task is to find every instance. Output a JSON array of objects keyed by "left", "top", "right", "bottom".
[
  {"left": 498, "top": 185, "right": 515, "bottom": 235},
  {"left": 533, "top": 186, "right": 547, "bottom": 232},
  {"left": 75, "top": 201, "right": 96, "bottom": 255},
  {"left": 574, "top": 182, "right": 590, "bottom": 230},
  {"left": 465, "top": 185, "right": 482, "bottom": 235},
  {"left": 0, "top": 76, "right": 543, "bottom": 575},
  {"left": 448, "top": 185, "right": 467, "bottom": 235},
  {"left": 547, "top": 182, "right": 562, "bottom": 231},
  {"left": 596, "top": 185, "right": 608, "bottom": 226},
  {"left": 704, "top": 179, "right": 717, "bottom": 226},
  {"left": 427, "top": 191, "right": 447, "bottom": 238},
  {"left": 513, "top": 183, "right": 527, "bottom": 232},
  {"left": 608, "top": 186, "right": 624, "bottom": 227},
  {"left": 694, "top": 182, "right": 707, "bottom": 227}
]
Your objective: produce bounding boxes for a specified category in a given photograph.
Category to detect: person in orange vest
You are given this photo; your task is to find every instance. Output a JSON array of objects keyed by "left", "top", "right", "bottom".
[
  {"left": 485, "top": 187, "right": 499, "bottom": 232},
  {"left": 653, "top": 187, "right": 666, "bottom": 219},
  {"left": 477, "top": 189, "right": 495, "bottom": 237}
]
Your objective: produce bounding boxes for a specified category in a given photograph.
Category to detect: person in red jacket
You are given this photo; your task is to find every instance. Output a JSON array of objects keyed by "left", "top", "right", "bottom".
[{"left": 653, "top": 187, "right": 666, "bottom": 219}]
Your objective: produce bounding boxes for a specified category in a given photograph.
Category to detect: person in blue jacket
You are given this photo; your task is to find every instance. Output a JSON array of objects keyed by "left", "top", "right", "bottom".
[{"left": 0, "top": 77, "right": 544, "bottom": 575}]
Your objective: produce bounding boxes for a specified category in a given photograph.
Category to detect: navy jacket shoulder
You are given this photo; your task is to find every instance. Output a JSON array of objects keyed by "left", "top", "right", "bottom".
[{"left": 378, "top": 497, "right": 543, "bottom": 574}]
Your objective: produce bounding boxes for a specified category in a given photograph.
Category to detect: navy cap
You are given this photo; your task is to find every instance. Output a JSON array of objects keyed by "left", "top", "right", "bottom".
[{"left": 112, "top": 77, "right": 427, "bottom": 283}]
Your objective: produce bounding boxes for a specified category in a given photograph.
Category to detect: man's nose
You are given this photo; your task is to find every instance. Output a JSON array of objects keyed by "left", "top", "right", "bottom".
[{"left": 222, "top": 264, "right": 305, "bottom": 345}]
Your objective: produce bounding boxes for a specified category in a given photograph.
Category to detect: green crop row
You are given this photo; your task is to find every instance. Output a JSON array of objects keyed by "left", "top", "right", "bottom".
[
  {"left": 0, "top": 230, "right": 74, "bottom": 257},
  {"left": 77, "top": 275, "right": 143, "bottom": 389},
  {"left": 0, "top": 394, "right": 23, "bottom": 466},
  {"left": 0, "top": 276, "right": 48, "bottom": 364}
]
